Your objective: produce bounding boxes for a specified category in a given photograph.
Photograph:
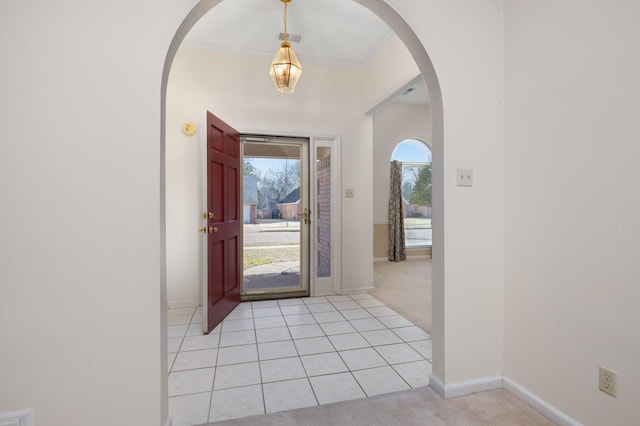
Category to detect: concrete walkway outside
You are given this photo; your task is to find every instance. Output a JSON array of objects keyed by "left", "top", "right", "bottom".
[{"left": 243, "top": 261, "right": 300, "bottom": 290}]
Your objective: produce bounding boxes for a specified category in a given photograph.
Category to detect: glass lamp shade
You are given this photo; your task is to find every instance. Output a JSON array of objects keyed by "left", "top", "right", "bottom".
[{"left": 269, "top": 41, "right": 303, "bottom": 93}]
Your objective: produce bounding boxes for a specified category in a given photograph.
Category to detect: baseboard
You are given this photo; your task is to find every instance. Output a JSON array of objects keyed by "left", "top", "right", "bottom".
[
  {"left": 165, "top": 416, "right": 173, "bottom": 426},
  {"left": 430, "top": 375, "right": 580, "bottom": 425},
  {"left": 340, "top": 286, "right": 375, "bottom": 295},
  {"left": 312, "top": 290, "right": 336, "bottom": 297},
  {"left": 503, "top": 377, "right": 582, "bottom": 426},
  {"left": 167, "top": 299, "right": 199, "bottom": 309},
  {"left": 374, "top": 255, "right": 431, "bottom": 262},
  {"left": 0, "top": 409, "right": 34, "bottom": 426},
  {"left": 429, "top": 374, "right": 503, "bottom": 399},
  {"left": 406, "top": 254, "right": 431, "bottom": 260},
  {"left": 429, "top": 373, "right": 445, "bottom": 398}
]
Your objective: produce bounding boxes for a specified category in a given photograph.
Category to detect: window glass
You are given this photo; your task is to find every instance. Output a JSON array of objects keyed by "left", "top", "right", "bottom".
[{"left": 391, "top": 139, "right": 432, "bottom": 248}]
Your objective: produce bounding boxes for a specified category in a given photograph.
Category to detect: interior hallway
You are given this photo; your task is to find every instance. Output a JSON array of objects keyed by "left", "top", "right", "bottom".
[{"left": 372, "top": 257, "right": 432, "bottom": 333}]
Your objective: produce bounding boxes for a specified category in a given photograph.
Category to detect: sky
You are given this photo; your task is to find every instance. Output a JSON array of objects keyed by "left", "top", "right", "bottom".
[
  {"left": 245, "top": 138, "right": 431, "bottom": 177},
  {"left": 391, "top": 139, "right": 432, "bottom": 163}
]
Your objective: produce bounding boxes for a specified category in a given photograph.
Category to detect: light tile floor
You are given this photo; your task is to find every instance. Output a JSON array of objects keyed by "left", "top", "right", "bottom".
[{"left": 168, "top": 294, "right": 433, "bottom": 426}]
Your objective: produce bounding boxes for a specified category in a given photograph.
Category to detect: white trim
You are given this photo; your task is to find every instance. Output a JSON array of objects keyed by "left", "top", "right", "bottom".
[
  {"left": 340, "top": 286, "right": 375, "bottom": 295},
  {"left": 330, "top": 136, "right": 342, "bottom": 296},
  {"left": 0, "top": 409, "right": 34, "bottom": 426},
  {"left": 238, "top": 131, "right": 342, "bottom": 298},
  {"left": 167, "top": 300, "right": 199, "bottom": 309},
  {"left": 164, "top": 416, "right": 173, "bottom": 426},
  {"left": 429, "top": 374, "right": 503, "bottom": 399},
  {"left": 429, "top": 373, "right": 445, "bottom": 398},
  {"left": 503, "top": 377, "right": 582, "bottom": 426},
  {"left": 445, "top": 376, "right": 503, "bottom": 399},
  {"left": 374, "top": 254, "right": 430, "bottom": 263},
  {"left": 310, "top": 135, "right": 342, "bottom": 296},
  {"left": 406, "top": 254, "right": 431, "bottom": 260},
  {"left": 429, "top": 375, "right": 581, "bottom": 425},
  {"left": 365, "top": 74, "right": 426, "bottom": 115}
]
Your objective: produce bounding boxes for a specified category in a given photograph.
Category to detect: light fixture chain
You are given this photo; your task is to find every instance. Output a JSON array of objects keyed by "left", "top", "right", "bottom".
[{"left": 283, "top": 1, "right": 288, "bottom": 42}]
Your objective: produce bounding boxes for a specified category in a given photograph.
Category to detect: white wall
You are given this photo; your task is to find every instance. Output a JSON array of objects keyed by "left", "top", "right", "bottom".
[
  {"left": 372, "top": 102, "right": 432, "bottom": 224},
  {"left": 4, "top": 1, "right": 638, "bottom": 424},
  {"left": 166, "top": 47, "right": 375, "bottom": 303},
  {"left": 387, "top": 0, "right": 505, "bottom": 383},
  {"left": 0, "top": 1, "right": 196, "bottom": 425},
  {"left": 0, "top": 1, "right": 509, "bottom": 425},
  {"left": 503, "top": 1, "right": 640, "bottom": 424},
  {"left": 362, "top": 32, "right": 421, "bottom": 110}
]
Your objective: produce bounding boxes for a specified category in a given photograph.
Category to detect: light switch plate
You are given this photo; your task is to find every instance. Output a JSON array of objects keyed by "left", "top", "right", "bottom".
[{"left": 457, "top": 168, "right": 473, "bottom": 187}]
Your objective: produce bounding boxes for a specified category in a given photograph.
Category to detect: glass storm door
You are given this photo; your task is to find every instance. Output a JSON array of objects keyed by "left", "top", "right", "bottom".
[{"left": 241, "top": 137, "right": 309, "bottom": 299}]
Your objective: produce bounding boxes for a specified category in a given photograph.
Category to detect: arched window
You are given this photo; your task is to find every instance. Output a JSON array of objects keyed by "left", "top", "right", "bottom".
[{"left": 391, "top": 139, "right": 432, "bottom": 248}]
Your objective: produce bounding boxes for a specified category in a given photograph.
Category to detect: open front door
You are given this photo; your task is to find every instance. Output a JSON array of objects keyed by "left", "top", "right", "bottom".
[{"left": 202, "top": 111, "right": 241, "bottom": 333}]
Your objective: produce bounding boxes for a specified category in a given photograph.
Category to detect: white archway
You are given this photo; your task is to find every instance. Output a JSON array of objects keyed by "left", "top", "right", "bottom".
[{"left": 160, "top": 0, "right": 445, "bottom": 418}]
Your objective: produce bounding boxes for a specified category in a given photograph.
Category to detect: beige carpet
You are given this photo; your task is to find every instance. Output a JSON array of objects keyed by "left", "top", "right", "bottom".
[
  {"left": 205, "top": 387, "right": 553, "bottom": 426},
  {"left": 371, "top": 258, "right": 432, "bottom": 333}
]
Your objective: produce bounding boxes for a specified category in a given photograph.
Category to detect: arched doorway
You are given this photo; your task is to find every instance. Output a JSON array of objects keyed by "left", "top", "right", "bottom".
[
  {"left": 161, "top": 0, "right": 444, "bottom": 422},
  {"left": 372, "top": 137, "right": 432, "bottom": 333}
]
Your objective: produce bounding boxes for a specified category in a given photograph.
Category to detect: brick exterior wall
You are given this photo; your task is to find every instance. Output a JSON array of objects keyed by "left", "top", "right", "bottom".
[{"left": 317, "top": 156, "right": 331, "bottom": 278}]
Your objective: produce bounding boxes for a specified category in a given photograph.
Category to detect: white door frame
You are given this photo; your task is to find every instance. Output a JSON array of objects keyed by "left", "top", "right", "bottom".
[
  {"left": 200, "top": 126, "right": 343, "bottom": 299},
  {"left": 309, "top": 135, "right": 342, "bottom": 296},
  {"left": 239, "top": 132, "right": 343, "bottom": 297}
]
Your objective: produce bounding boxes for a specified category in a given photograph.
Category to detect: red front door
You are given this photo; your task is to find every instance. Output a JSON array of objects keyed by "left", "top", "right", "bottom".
[{"left": 204, "top": 111, "right": 241, "bottom": 333}]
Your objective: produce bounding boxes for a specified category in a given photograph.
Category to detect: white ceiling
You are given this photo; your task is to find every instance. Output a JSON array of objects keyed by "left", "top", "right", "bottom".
[{"left": 182, "top": 0, "right": 429, "bottom": 105}]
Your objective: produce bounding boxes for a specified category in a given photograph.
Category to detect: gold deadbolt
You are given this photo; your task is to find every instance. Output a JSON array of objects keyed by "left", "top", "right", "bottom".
[{"left": 202, "top": 212, "right": 215, "bottom": 220}]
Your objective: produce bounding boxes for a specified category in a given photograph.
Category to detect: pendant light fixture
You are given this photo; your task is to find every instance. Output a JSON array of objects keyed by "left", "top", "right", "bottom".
[{"left": 269, "top": 0, "right": 303, "bottom": 94}]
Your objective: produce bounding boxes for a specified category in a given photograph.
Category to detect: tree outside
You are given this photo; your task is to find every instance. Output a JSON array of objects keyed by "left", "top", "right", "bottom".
[
  {"left": 409, "top": 165, "right": 432, "bottom": 207},
  {"left": 402, "top": 164, "right": 432, "bottom": 247}
]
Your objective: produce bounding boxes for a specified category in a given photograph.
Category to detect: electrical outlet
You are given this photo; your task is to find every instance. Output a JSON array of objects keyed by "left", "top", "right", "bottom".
[
  {"left": 599, "top": 366, "right": 617, "bottom": 397},
  {"left": 344, "top": 189, "right": 354, "bottom": 198}
]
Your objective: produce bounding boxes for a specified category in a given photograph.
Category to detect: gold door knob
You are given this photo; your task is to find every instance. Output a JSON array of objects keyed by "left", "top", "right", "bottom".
[{"left": 209, "top": 226, "right": 218, "bottom": 233}]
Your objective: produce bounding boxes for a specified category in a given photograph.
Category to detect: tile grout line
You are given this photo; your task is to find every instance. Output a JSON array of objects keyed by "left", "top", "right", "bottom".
[
  {"left": 330, "top": 296, "right": 372, "bottom": 398},
  {"left": 206, "top": 318, "right": 221, "bottom": 422},
  {"left": 253, "top": 302, "right": 268, "bottom": 418}
]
